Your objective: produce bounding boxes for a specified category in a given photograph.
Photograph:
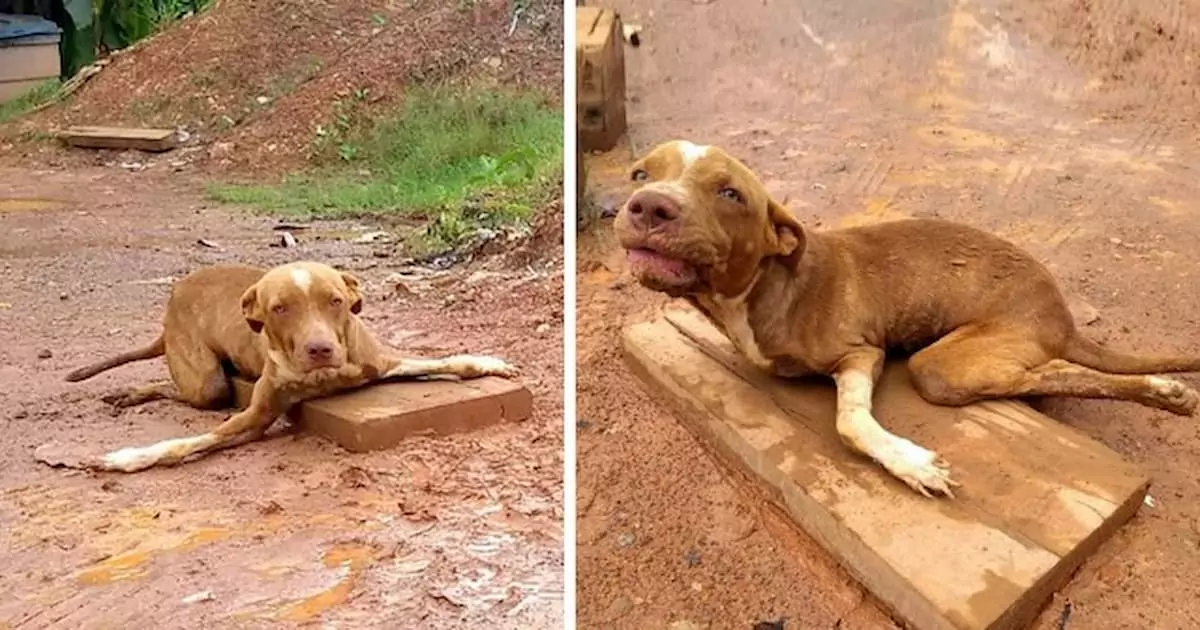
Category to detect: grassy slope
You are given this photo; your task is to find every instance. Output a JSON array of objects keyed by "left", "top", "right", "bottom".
[{"left": 210, "top": 86, "right": 563, "bottom": 250}]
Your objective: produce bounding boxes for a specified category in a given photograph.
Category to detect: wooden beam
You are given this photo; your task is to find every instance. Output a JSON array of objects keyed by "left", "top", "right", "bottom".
[
  {"left": 622, "top": 307, "right": 1150, "bottom": 630},
  {"left": 233, "top": 376, "right": 533, "bottom": 453},
  {"left": 60, "top": 126, "right": 178, "bottom": 152}
]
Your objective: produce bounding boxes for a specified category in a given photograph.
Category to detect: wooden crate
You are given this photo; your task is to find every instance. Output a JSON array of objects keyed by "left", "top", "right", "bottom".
[{"left": 576, "top": 6, "right": 627, "bottom": 152}]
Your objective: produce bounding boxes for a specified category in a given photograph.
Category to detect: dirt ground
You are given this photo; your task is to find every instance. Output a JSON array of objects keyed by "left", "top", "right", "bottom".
[
  {"left": 0, "top": 167, "right": 564, "bottom": 628},
  {"left": 576, "top": 0, "right": 1200, "bottom": 628}
]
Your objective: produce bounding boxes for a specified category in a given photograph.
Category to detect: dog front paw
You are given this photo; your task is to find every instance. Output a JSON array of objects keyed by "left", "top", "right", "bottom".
[
  {"left": 878, "top": 439, "right": 960, "bottom": 499},
  {"left": 459, "top": 355, "right": 520, "bottom": 379}
]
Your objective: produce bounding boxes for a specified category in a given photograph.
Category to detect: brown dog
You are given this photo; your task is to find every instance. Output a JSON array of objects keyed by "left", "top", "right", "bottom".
[
  {"left": 52, "top": 261, "right": 518, "bottom": 473},
  {"left": 615, "top": 140, "right": 1200, "bottom": 498}
]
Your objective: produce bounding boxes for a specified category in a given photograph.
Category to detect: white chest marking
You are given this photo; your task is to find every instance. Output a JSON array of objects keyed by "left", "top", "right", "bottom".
[
  {"left": 290, "top": 267, "right": 312, "bottom": 293},
  {"left": 698, "top": 288, "right": 772, "bottom": 371},
  {"left": 678, "top": 141, "right": 710, "bottom": 168}
]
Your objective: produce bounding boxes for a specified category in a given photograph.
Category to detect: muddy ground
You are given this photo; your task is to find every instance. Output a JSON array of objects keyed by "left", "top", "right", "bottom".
[
  {"left": 0, "top": 167, "right": 564, "bottom": 628},
  {"left": 576, "top": 0, "right": 1200, "bottom": 628}
]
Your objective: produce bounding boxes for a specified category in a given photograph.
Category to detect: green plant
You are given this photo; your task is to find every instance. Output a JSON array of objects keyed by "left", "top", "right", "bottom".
[
  {"left": 209, "top": 86, "right": 562, "bottom": 252},
  {"left": 94, "top": 0, "right": 214, "bottom": 52},
  {"left": 0, "top": 79, "right": 61, "bottom": 124}
]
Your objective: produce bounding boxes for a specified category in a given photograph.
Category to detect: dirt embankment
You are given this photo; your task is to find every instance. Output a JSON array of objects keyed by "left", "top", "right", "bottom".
[{"left": 1, "top": 0, "right": 563, "bottom": 178}]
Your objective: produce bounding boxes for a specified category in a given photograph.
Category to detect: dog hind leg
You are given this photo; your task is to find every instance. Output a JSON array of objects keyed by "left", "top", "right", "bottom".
[
  {"left": 164, "top": 335, "right": 232, "bottom": 410},
  {"left": 909, "top": 327, "right": 1199, "bottom": 416},
  {"left": 102, "top": 381, "right": 179, "bottom": 408},
  {"left": 94, "top": 378, "right": 282, "bottom": 473}
]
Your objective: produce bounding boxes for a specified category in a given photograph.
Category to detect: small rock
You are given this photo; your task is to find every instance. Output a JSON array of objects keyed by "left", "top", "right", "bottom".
[
  {"left": 684, "top": 548, "right": 701, "bottom": 567},
  {"left": 37, "top": 349, "right": 52, "bottom": 359},
  {"left": 752, "top": 619, "right": 786, "bottom": 630},
  {"left": 1068, "top": 296, "right": 1100, "bottom": 326},
  {"left": 466, "top": 270, "right": 504, "bottom": 285},
  {"left": 181, "top": 590, "right": 214, "bottom": 604},
  {"left": 535, "top": 323, "right": 551, "bottom": 336},
  {"left": 255, "top": 95, "right": 271, "bottom": 105},
  {"left": 258, "top": 500, "right": 284, "bottom": 515},
  {"left": 622, "top": 23, "right": 642, "bottom": 47},
  {"left": 617, "top": 532, "right": 636, "bottom": 548},
  {"left": 354, "top": 231, "right": 390, "bottom": 244},
  {"left": 1109, "top": 237, "right": 1122, "bottom": 246},
  {"left": 59, "top": 292, "right": 69, "bottom": 300},
  {"left": 208, "top": 142, "right": 234, "bottom": 159},
  {"left": 279, "top": 231, "right": 298, "bottom": 248},
  {"left": 196, "top": 238, "right": 222, "bottom": 249}
]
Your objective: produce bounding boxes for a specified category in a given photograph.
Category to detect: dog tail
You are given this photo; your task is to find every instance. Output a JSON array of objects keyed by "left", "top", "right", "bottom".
[
  {"left": 64, "top": 335, "right": 166, "bottom": 382},
  {"left": 1063, "top": 334, "right": 1200, "bottom": 375}
]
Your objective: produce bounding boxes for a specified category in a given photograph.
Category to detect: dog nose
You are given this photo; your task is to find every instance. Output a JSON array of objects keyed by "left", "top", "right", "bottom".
[
  {"left": 305, "top": 341, "right": 334, "bottom": 361},
  {"left": 626, "top": 190, "right": 680, "bottom": 229}
]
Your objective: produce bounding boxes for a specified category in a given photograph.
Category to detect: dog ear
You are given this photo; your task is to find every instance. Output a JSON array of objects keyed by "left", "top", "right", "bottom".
[
  {"left": 240, "top": 284, "right": 265, "bottom": 334},
  {"left": 767, "top": 198, "right": 806, "bottom": 257},
  {"left": 340, "top": 272, "right": 364, "bottom": 314}
]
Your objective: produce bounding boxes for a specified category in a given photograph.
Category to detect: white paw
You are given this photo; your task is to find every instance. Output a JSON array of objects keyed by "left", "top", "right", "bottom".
[
  {"left": 458, "top": 355, "right": 520, "bottom": 378},
  {"left": 877, "top": 438, "right": 959, "bottom": 498},
  {"left": 101, "top": 446, "right": 158, "bottom": 473}
]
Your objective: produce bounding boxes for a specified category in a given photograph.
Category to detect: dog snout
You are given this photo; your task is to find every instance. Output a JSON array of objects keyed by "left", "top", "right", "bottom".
[
  {"left": 627, "top": 190, "right": 681, "bottom": 230},
  {"left": 305, "top": 340, "right": 335, "bottom": 362}
]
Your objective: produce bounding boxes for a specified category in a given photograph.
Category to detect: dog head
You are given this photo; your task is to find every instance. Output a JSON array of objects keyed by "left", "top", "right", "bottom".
[
  {"left": 240, "top": 262, "right": 364, "bottom": 373},
  {"left": 613, "top": 140, "right": 804, "bottom": 297}
]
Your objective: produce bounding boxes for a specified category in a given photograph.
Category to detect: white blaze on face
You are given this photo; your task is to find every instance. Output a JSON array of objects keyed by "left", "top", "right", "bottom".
[
  {"left": 290, "top": 267, "right": 312, "bottom": 294},
  {"left": 676, "top": 140, "right": 710, "bottom": 169}
]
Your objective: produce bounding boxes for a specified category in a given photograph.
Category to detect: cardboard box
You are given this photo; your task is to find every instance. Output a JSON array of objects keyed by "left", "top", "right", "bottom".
[{"left": 576, "top": 7, "right": 626, "bottom": 152}]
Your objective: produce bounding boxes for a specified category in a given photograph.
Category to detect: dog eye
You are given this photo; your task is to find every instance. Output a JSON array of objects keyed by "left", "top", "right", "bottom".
[
  {"left": 631, "top": 169, "right": 649, "bottom": 182},
  {"left": 271, "top": 304, "right": 288, "bottom": 316},
  {"left": 718, "top": 187, "right": 744, "bottom": 204},
  {"left": 330, "top": 296, "right": 344, "bottom": 307}
]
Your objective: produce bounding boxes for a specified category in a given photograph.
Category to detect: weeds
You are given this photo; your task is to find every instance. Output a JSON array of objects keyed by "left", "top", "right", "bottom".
[
  {"left": 0, "top": 80, "right": 61, "bottom": 124},
  {"left": 209, "top": 86, "right": 561, "bottom": 252}
]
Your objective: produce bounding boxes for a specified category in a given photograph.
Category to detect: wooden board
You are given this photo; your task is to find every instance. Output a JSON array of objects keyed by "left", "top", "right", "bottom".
[
  {"left": 576, "top": 6, "right": 627, "bottom": 152},
  {"left": 233, "top": 376, "right": 533, "bottom": 453},
  {"left": 622, "top": 307, "right": 1150, "bottom": 630},
  {"left": 60, "top": 126, "right": 178, "bottom": 152}
]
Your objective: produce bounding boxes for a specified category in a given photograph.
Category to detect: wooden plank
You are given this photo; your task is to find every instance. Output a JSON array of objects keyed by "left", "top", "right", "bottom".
[
  {"left": 622, "top": 307, "right": 1150, "bottom": 630},
  {"left": 60, "top": 126, "right": 178, "bottom": 152},
  {"left": 233, "top": 376, "right": 533, "bottom": 453},
  {"left": 576, "top": 6, "right": 627, "bottom": 152}
]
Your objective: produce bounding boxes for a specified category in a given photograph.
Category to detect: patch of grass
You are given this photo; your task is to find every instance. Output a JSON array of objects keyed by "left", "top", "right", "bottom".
[
  {"left": 209, "top": 86, "right": 562, "bottom": 251},
  {"left": 0, "top": 79, "right": 61, "bottom": 124}
]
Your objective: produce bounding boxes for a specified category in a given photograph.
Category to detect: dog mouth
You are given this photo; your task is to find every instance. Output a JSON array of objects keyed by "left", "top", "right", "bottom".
[{"left": 625, "top": 247, "right": 700, "bottom": 294}]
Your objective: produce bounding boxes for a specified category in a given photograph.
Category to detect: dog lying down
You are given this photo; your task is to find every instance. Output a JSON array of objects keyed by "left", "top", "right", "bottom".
[
  {"left": 41, "top": 261, "right": 519, "bottom": 473},
  {"left": 615, "top": 140, "right": 1200, "bottom": 498}
]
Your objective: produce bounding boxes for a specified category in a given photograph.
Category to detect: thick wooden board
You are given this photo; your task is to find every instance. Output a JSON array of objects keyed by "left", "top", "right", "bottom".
[
  {"left": 60, "top": 126, "right": 178, "bottom": 152},
  {"left": 576, "top": 6, "right": 627, "bottom": 152},
  {"left": 233, "top": 376, "right": 532, "bottom": 453},
  {"left": 622, "top": 307, "right": 1150, "bottom": 630}
]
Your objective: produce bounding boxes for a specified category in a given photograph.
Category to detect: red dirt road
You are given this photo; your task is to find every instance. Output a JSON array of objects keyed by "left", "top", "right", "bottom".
[
  {"left": 0, "top": 168, "right": 564, "bottom": 628},
  {"left": 577, "top": 0, "right": 1200, "bottom": 628}
]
